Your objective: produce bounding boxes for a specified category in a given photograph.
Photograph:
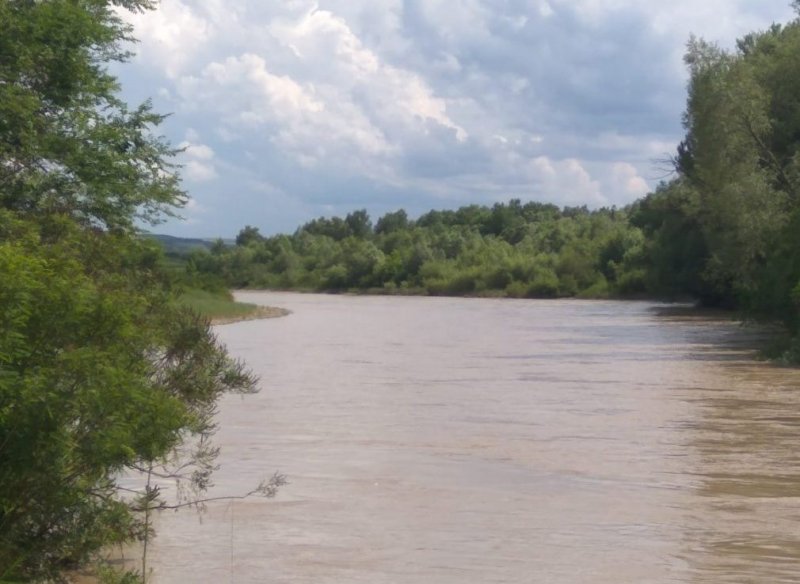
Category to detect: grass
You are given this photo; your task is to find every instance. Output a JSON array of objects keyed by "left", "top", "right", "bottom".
[{"left": 173, "top": 288, "right": 291, "bottom": 325}]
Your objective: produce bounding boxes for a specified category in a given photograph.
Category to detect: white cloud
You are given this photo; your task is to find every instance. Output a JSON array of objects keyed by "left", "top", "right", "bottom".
[
  {"left": 205, "top": 53, "right": 323, "bottom": 116},
  {"left": 122, "top": 0, "right": 212, "bottom": 78},
  {"left": 174, "top": 195, "right": 208, "bottom": 226},
  {"left": 411, "top": 0, "right": 492, "bottom": 43},
  {"left": 268, "top": 7, "right": 467, "bottom": 141},
  {"left": 529, "top": 157, "right": 607, "bottom": 206},
  {"left": 184, "top": 143, "right": 214, "bottom": 161},
  {"left": 538, "top": 1, "right": 555, "bottom": 18},
  {"left": 168, "top": 5, "right": 468, "bottom": 177},
  {"left": 270, "top": 7, "right": 380, "bottom": 76},
  {"left": 392, "top": 75, "right": 468, "bottom": 142},
  {"left": 610, "top": 162, "right": 650, "bottom": 199},
  {"left": 183, "top": 161, "right": 215, "bottom": 183},
  {"left": 179, "top": 133, "right": 218, "bottom": 183}
]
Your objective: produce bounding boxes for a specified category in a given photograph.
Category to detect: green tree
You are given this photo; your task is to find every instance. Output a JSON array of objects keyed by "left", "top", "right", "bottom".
[
  {"left": 374, "top": 209, "right": 409, "bottom": 235},
  {"left": 0, "top": 0, "right": 181, "bottom": 230},
  {"left": 0, "top": 215, "right": 259, "bottom": 581},
  {"left": 670, "top": 21, "right": 800, "bottom": 324},
  {"left": 344, "top": 209, "right": 372, "bottom": 239},
  {"left": 0, "top": 1, "right": 271, "bottom": 581},
  {"left": 235, "top": 225, "right": 263, "bottom": 247}
]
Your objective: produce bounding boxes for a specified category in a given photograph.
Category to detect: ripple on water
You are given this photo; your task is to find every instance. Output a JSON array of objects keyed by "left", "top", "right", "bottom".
[{"left": 135, "top": 293, "right": 800, "bottom": 584}]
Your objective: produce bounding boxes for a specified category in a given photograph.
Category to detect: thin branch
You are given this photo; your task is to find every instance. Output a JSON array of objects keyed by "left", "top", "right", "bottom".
[{"left": 130, "top": 473, "right": 287, "bottom": 512}]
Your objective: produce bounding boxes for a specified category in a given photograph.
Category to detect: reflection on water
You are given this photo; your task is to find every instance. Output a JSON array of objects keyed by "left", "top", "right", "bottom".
[
  {"left": 678, "top": 368, "right": 800, "bottom": 582},
  {"left": 141, "top": 293, "right": 800, "bottom": 583}
]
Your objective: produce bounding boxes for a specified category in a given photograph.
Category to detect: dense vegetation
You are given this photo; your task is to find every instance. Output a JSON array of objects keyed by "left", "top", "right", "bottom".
[
  {"left": 635, "top": 16, "right": 800, "bottom": 357},
  {"left": 0, "top": 1, "right": 267, "bottom": 582},
  {"left": 189, "top": 203, "right": 648, "bottom": 299},
  {"left": 188, "top": 10, "right": 800, "bottom": 357}
]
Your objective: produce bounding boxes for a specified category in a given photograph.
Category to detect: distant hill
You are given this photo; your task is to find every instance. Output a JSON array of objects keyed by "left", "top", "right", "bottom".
[{"left": 144, "top": 234, "right": 226, "bottom": 255}]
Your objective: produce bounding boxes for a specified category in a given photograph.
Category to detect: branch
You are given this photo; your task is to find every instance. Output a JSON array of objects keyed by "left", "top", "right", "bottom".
[
  {"left": 131, "top": 473, "right": 287, "bottom": 512},
  {"left": 738, "top": 107, "right": 797, "bottom": 201}
]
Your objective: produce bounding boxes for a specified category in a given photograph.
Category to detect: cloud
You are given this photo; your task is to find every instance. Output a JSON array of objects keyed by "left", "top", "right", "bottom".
[
  {"left": 122, "top": 0, "right": 212, "bottom": 79},
  {"left": 178, "top": 131, "right": 218, "bottom": 183},
  {"left": 116, "top": 0, "right": 796, "bottom": 236},
  {"left": 169, "top": 5, "right": 470, "bottom": 182},
  {"left": 180, "top": 53, "right": 324, "bottom": 118},
  {"left": 529, "top": 157, "right": 606, "bottom": 206},
  {"left": 610, "top": 162, "right": 650, "bottom": 200}
]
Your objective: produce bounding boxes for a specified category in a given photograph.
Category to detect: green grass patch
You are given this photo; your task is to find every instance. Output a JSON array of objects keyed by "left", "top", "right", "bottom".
[{"left": 175, "top": 288, "right": 260, "bottom": 321}]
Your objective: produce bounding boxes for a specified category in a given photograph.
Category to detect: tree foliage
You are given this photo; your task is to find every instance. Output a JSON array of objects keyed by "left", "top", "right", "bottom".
[
  {"left": 635, "top": 17, "right": 800, "bottom": 338},
  {"left": 191, "top": 201, "right": 647, "bottom": 299},
  {"left": 0, "top": 1, "right": 259, "bottom": 581},
  {"left": 0, "top": 0, "right": 181, "bottom": 231}
]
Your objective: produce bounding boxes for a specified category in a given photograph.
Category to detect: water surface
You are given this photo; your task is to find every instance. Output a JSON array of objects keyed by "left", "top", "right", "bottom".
[{"left": 144, "top": 293, "right": 800, "bottom": 583}]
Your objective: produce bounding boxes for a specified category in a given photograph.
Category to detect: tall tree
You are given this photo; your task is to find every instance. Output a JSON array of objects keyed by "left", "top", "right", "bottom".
[
  {"left": 674, "top": 20, "right": 800, "bottom": 324},
  {"left": 0, "top": 0, "right": 180, "bottom": 230},
  {"left": 0, "top": 1, "right": 263, "bottom": 581}
]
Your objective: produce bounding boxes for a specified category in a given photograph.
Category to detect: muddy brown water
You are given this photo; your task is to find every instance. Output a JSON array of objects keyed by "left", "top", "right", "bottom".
[{"left": 137, "top": 292, "right": 800, "bottom": 583}]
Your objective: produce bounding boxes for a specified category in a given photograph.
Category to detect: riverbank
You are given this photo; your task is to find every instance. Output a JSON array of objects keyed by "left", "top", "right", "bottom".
[
  {"left": 211, "top": 304, "right": 291, "bottom": 325},
  {"left": 175, "top": 288, "right": 290, "bottom": 325}
]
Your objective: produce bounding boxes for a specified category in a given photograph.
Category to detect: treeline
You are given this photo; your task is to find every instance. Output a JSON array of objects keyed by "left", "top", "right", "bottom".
[
  {"left": 189, "top": 202, "right": 649, "bottom": 298},
  {"left": 188, "top": 13, "right": 800, "bottom": 356}
]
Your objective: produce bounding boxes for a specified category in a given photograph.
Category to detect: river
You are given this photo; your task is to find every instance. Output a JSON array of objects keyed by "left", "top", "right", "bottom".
[{"left": 139, "top": 292, "right": 800, "bottom": 583}]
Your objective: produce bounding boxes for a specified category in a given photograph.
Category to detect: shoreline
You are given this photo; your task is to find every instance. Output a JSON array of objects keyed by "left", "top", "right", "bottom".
[
  {"left": 231, "top": 286, "right": 701, "bottom": 303},
  {"left": 210, "top": 304, "right": 291, "bottom": 326}
]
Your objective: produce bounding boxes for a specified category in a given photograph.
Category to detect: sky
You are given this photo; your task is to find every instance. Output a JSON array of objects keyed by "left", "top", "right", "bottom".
[{"left": 116, "top": 0, "right": 797, "bottom": 237}]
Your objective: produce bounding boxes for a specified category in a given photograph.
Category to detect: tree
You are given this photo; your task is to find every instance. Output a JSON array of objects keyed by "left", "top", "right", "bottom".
[
  {"left": 0, "top": 1, "right": 269, "bottom": 581},
  {"left": 344, "top": 209, "right": 372, "bottom": 238},
  {"left": 673, "top": 22, "right": 800, "bottom": 321},
  {"left": 0, "top": 214, "right": 260, "bottom": 581},
  {"left": 0, "top": 0, "right": 181, "bottom": 231},
  {"left": 630, "top": 180, "right": 712, "bottom": 300},
  {"left": 235, "top": 225, "right": 263, "bottom": 247},
  {"left": 374, "top": 209, "right": 409, "bottom": 235}
]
